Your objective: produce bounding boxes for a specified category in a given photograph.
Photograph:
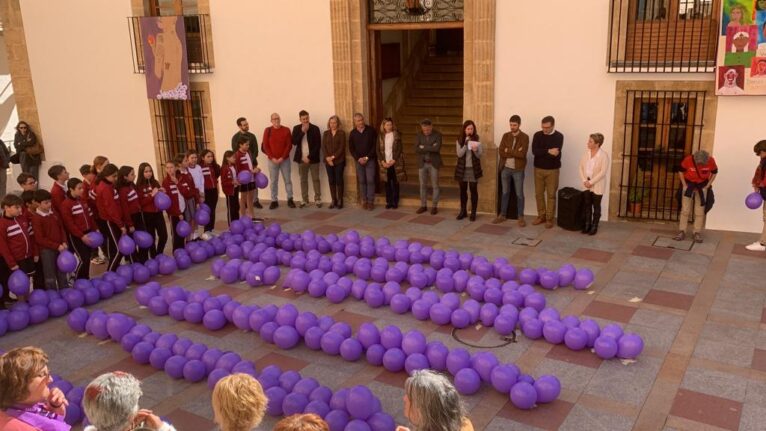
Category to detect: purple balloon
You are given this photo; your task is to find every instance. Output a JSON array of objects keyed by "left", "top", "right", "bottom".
[
  {"left": 365, "top": 344, "right": 386, "bottom": 366},
  {"left": 746, "top": 191, "right": 764, "bottom": 209},
  {"left": 446, "top": 348, "right": 471, "bottom": 376},
  {"left": 564, "top": 327, "right": 589, "bottom": 350},
  {"left": 273, "top": 325, "right": 300, "bottom": 350},
  {"left": 534, "top": 375, "right": 561, "bottom": 403},
  {"left": 182, "top": 359, "right": 206, "bottom": 382},
  {"left": 320, "top": 331, "right": 345, "bottom": 355},
  {"left": 490, "top": 364, "right": 519, "bottom": 394},
  {"left": 510, "top": 381, "right": 537, "bottom": 410},
  {"left": 83, "top": 231, "right": 104, "bottom": 248},
  {"left": 425, "top": 342, "right": 449, "bottom": 371},
  {"left": 164, "top": 355, "right": 188, "bottom": 379},
  {"left": 8, "top": 270, "right": 30, "bottom": 296},
  {"left": 357, "top": 323, "right": 380, "bottom": 349},
  {"left": 325, "top": 410, "right": 350, "bottom": 431},
  {"left": 404, "top": 353, "right": 430, "bottom": 375},
  {"left": 66, "top": 308, "right": 87, "bottom": 332},
  {"left": 454, "top": 368, "right": 481, "bottom": 395},
  {"left": 149, "top": 348, "right": 173, "bottom": 370},
  {"left": 380, "top": 326, "right": 402, "bottom": 349},
  {"left": 255, "top": 172, "right": 269, "bottom": 189},
  {"left": 524, "top": 292, "right": 546, "bottom": 312},
  {"left": 471, "top": 352, "right": 499, "bottom": 382},
  {"left": 346, "top": 386, "right": 376, "bottom": 420},
  {"left": 542, "top": 320, "right": 567, "bottom": 344},
  {"left": 382, "top": 348, "right": 406, "bottom": 372},
  {"left": 340, "top": 338, "right": 364, "bottom": 361},
  {"left": 617, "top": 333, "right": 644, "bottom": 359},
  {"left": 176, "top": 220, "right": 192, "bottom": 237},
  {"left": 203, "top": 310, "right": 226, "bottom": 331},
  {"left": 522, "top": 319, "right": 544, "bottom": 339},
  {"left": 154, "top": 191, "right": 171, "bottom": 210},
  {"left": 56, "top": 250, "right": 77, "bottom": 273},
  {"left": 450, "top": 309, "right": 471, "bottom": 329},
  {"left": 117, "top": 235, "right": 136, "bottom": 256},
  {"left": 593, "top": 336, "right": 618, "bottom": 359}
]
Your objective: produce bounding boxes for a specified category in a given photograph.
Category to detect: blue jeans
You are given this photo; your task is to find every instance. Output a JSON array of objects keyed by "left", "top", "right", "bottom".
[
  {"left": 500, "top": 167, "right": 525, "bottom": 217},
  {"left": 268, "top": 159, "right": 293, "bottom": 201},
  {"left": 355, "top": 160, "right": 376, "bottom": 203}
]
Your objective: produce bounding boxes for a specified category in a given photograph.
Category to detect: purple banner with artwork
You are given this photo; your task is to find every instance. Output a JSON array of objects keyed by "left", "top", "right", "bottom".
[{"left": 140, "top": 16, "right": 189, "bottom": 100}]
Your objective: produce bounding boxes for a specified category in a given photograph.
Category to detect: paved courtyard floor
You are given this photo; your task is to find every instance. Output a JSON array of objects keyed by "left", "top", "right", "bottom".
[{"left": 2, "top": 202, "right": 766, "bottom": 431}]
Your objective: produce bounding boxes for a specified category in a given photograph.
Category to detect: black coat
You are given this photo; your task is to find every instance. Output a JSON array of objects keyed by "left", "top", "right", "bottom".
[{"left": 292, "top": 123, "right": 322, "bottom": 164}]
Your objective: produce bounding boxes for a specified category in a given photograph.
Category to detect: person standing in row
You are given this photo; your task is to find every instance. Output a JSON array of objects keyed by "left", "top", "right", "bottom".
[
  {"left": 455, "top": 120, "right": 483, "bottom": 221},
  {"left": 136, "top": 163, "right": 167, "bottom": 258},
  {"left": 60, "top": 178, "right": 95, "bottom": 279},
  {"left": 200, "top": 149, "right": 220, "bottom": 237},
  {"left": 322, "top": 115, "right": 346, "bottom": 209},
  {"left": 674, "top": 149, "right": 717, "bottom": 243},
  {"left": 13, "top": 121, "right": 42, "bottom": 180},
  {"left": 231, "top": 117, "right": 262, "bottom": 209},
  {"left": 415, "top": 119, "right": 442, "bottom": 215},
  {"left": 221, "top": 150, "right": 241, "bottom": 224},
  {"left": 30, "top": 189, "right": 69, "bottom": 290},
  {"left": 292, "top": 110, "right": 323, "bottom": 208},
  {"left": 349, "top": 113, "right": 377, "bottom": 210},
  {"left": 235, "top": 137, "right": 259, "bottom": 220},
  {"left": 494, "top": 115, "right": 529, "bottom": 226},
  {"left": 377, "top": 117, "right": 406, "bottom": 209},
  {"left": 746, "top": 140, "right": 766, "bottom": 252},
  {"left": 94, "top": 164, "right": 125, "bottom": 272},
  {"left": 532, "top": 115, "right": 564, "bottom": 229},
  {"left": 263, "top": 113, "right": 295, "bottom": 209},
  {"left": 578, "top": 133, "right": 609, "bottom": 235}
]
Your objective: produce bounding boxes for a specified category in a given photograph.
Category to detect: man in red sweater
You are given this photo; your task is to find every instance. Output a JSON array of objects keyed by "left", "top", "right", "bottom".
[
  {"left": 0, "top": 194, "right": 38, "bottom": 307},
  {"left": 263, "top": 112, "right": 295, "bottom": 209},
  {"left": 31, "top": 190, "right": 69, "bottom": 290}
]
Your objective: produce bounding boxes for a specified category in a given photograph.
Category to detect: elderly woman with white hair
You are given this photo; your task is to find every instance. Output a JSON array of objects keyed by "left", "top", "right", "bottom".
[
  {"left": 83, "top": 372, "right": 176, "bottom": 431},
  {"left": 674, "top": 149, "right": 718, "bottom": 243},
  {"left": 396, "top": 370, "right": 474, "bottom": 431}
]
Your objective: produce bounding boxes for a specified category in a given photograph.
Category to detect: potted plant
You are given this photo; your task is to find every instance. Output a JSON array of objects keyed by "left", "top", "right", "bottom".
[{"left": 627, "top": 187, "right": 649, "bottom": 215}]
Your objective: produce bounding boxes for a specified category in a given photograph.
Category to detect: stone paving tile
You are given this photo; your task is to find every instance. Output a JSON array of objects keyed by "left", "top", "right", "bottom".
[
  {"left": 751, "top": 349, "right": 766, "bottom": 372},
  {"left": 669, "top": 388, "right": 742, "bottom": 431},
  {"left": 652, "top": 275, "right": 700, "bottom": 296},
  {"left": 633, "top": 244, "right": 675, "bottom": 260},
  {"left": 584, "top": 356, "right": 662, "bottom": 407},
  {"left": 166, "top": 408, "right": 216, "bottom": 431},
  {"left": 474, "top": 223, "right": 512, "bottom": 236},
  {"left": 571, "top": 247, "right": 614, "bottom": 263},
  {"left": 582, "top": 300, "right": 637, "bottom": 324},
  {"left": 692, "top": 338, "right": 755, "bottom": 368},
  {"left": 409, "top": 214, "right": 445, "bottom": 225},
  {"left": 558, "top": 404, "right": 635, "bottom": 431},
  {"left": 496, "top": 398, "right": 575, "bottom": 430},
  {"left": 483, "top": 417, "right": 544, "bottom": 431},
  {"left": 680, "top": 366, "right": 748, "bottom": 403},
  {"left": 543, "top": 345, "right": 603, "bottom": 370},
  {"left": 534, "top": 357, "right": 598, "bottom": 394},
  {"left": 642, "top": 289, "right": 695, "bottom": 311},
  {"left": 739, "top": 403, "right": 766, "bottom": 431}
]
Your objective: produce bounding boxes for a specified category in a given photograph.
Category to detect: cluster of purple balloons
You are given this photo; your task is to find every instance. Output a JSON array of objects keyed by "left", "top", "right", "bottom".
[
  {"left": 68, "top": 309, "right": 395, "bottom": 430},
  {"left": 136, "top": 282, "right": 231, "bottom": 331},
  {"left": 237, "top": 170, "right": 269, "bottom": 189}
]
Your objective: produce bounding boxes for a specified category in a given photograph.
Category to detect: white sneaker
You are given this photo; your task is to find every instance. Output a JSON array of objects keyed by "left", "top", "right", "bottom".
[
  {"left": 745, "top": 241, "right": 766, "bottom": 251},
  {"left": 201, "top": 232, "right": 213, "bottom": 241}
]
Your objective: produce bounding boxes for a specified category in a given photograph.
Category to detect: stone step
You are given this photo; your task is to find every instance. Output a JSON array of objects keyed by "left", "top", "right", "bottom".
[
  {"left": 401, "top": 105, "right": 462, "bottom": 116},
  {"left": 413, "top": 80, "right": 463, "bottom": 89},
  {"left": 410, "top": 88, "right": 463, "bottom": 98},
  {"left": 397, "top": 114, "right": 464, "bottom": 125},
  {"left": 398, "top": 124, "right": 462, "bottom": 136},
  {"left": 406, "top": 97, "right": 462, "bottom": 107},
  {"left": 420, "top": 63, "right": 463, "bottom": 73},
  {"left": 424, "top": 55, "right": 463, "bottom": 65},
  {"left": 417, "top": 72, "right": 464, "bottom": 81}
]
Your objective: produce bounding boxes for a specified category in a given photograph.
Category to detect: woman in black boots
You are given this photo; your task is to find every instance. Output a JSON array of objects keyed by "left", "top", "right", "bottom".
[
  {"left": 322, "top": 115, "right": 346, "bottom": 209},
  {"left": 455, "top": 120, "right": 483, "bottom": 221},
  {"left": 578, "top": 132, "right": 609, "bottom": 235}
]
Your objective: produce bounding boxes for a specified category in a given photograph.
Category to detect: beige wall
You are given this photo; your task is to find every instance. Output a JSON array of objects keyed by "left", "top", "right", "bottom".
[
  {"left": 0, "top": 34, "right": 18, "bottom": 144},
  {"left": 205, "top": 0, "right": 335, "bottom": 201},
  {"left": 493, "top": 0, "right": 766, "bottom": 236},
  {"left": 20, "top": 0, "right": 153, "bottom": 191}
]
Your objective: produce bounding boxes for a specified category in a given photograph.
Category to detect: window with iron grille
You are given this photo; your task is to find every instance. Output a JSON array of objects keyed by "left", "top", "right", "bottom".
[
  {"left": 152, "top": 90, "right": 209, "bottom": 168},
  {"left": 617, "top": 89, "right": 706, "bottom": 221},
  {"left": 608, "top": 0, "right": 720, "bottom": 72}
]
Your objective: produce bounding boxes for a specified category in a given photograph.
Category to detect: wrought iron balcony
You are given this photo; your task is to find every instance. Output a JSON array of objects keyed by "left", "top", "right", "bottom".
[
  {"left": 127, "top": 14, "right": 213, "bottom": 74},
  {"left": 607, "top": 0, "right": 719, "bottom": 72}
]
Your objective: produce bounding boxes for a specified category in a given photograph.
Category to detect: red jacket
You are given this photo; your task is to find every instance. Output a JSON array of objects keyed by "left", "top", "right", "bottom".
[
  {"left": 202, "top": 162, "right": 219, "bottom": 190},
  {"left": 84, "top": 179, "right": 100, "bottom": 220},
  {"left": 235, "top": 149, "right": 254, "bottom": 174},
  {"left": 263, "top": 126, "right": 292, "bottom": 160},
  {"left": 753, "top": 160, "right": 766, "bottom": 189},
  {"left": 0, "top": 215, "right": 38, "bottom": 268},
  {"left": 95, "top": 180, "right": 124, "bottom": 227},
  {"left": 221, "top": 164, "right": 238, "bottom": 196},
  {"left": 50, "top": 181, "right": 67, "bottom": 216},
  {"left": 162, "top": 176, "right": 183, "bottom": 217},
  {"left": 118, "top": 184, "right": 141, "bottom": 226},
  {"left": 177, "top": 170, "right": 198, "bottom": 200},
  {"left": 138, "top": 182, "right": 161, "bottom": 213},
  {"left": 680, "top": 155, "right": 718, "bottom": 184},
  {"left": 31, "top": 210, "right": 66, "bottom": 251},
  {"left": 60, "top": 196, "right": 95, "bottom": 238}
]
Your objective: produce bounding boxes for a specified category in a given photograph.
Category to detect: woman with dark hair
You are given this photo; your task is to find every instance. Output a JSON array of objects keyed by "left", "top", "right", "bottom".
[
  {"left": 455, "top": 120, "right": 483, "bottom": 221},
  {"left": 13, "top": 121, "right": 42, "bottom": 180},
  {"left": 0, "top": 347, "right": 70, "bottom": 431},
  {"left": 377, "top": 118, "right": 406, "bottom": 209},
  {"left": 95, "top": 163, "right": 126, "bottom": 271},
  {"left": 60, "top": 178, "right": 95, "bottom": 279},
  {"left": 397, "top": 370, "right": 473, "bottom": 431},
  {"left": 747, "top": 140, "right": 766, "bottom": 252},
  {"left": 136, "top": 162, "right": 168, "bottom": 257},
  {"left": 116, "top": 165, "right": 144, "bottom": 261},
  {"left": 578, "top": 133, "right": 610, "bottom": 235},
  {"left": 322, "top": 115, "right": 346, "bottom": 209},
  {"left": 200, "top": 149, "right": 220, "bottom": 237}
]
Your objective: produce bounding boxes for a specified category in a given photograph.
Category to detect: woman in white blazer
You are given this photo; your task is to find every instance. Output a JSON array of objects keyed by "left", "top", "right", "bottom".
[{"left": 578, "top": 133, "right": 609, "bottom": 235}]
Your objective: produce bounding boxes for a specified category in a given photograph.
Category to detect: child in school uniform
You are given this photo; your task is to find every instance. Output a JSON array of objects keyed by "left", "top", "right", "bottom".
[
  {"left": 94, "top": 163, "right": 127, "bottom": 272},
  {"left": 0, "top": 194, "right": 38, "bottom": 308},
  {"left": 116, "top": 165, "right": 143, "bottom": 262},
  {"left": 221, "top": 150, "right": 240, "bottom": 226},
  {"left": 200, "top": 149, "right": 220, "bottom": 238},
  {"left": 30, "top": 190, "right": 69, "bottom": 290},
  {"left": 136, "top": 162, "right": 168, "bottom": 258},
  {"left": 234, "top": 136, "right": 261, "bottom": 220},
  {"left": 19, "top": 190, "right": 43, "bottom": 289},
  {"left": 47, "top": 164, "right": 70, "bottom": 216},
  {"left": 174, "top": 154, "right": 199, "bottom": 240},
  {"left": 81, "top": 163, "right": 105, "bottom": 265},
  {"left": 186, "top": 150, "right": 205, "bottom": 240},
  {"left": 162, "top": 160, "right": 186, "bottom": 251},
  {"left": 60, "top": 178, "right": 95, "bottom": 280}
]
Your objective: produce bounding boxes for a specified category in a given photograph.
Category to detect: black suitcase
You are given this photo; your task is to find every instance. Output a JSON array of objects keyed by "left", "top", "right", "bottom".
[{"left": 557, "top": 187, "right": 584, "bottom": 231}]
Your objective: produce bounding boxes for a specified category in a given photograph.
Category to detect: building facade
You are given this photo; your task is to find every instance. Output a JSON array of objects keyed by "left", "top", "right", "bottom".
[{"left": 1, "top": 0, "right": 763, "bottom": 234}]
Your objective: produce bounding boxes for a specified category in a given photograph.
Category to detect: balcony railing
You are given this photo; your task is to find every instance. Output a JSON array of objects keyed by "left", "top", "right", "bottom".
[
  {"left": 608, "top": 0, "right": 720, "bottom": 72},
  {"left": 128, "top": 14, "right": 213, "bottom": 74}
]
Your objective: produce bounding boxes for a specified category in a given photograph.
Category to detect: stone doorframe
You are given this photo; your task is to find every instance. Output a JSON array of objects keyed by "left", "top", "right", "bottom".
[{"left": 329, "top": 0, "right": 497, "bottom": 212}]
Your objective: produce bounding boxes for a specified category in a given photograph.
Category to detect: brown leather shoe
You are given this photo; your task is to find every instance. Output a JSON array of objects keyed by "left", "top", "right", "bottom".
[
  {"left": 532, "top": 216, "right": 546, "bottom": 225},
  {"left": 545, "top": 221, "right": 554, "bottom": 229},
  {"left": 492, "top": 216, "right": 506, "bottom": 224},
  {"left": 416, "top": 206, "right": 427, "bottom": 214},
  {"left": 368, "top": 203, "right": 375, "bottom": 211},
  {"left": 518, "top": 218, "right": 526, "bottom": 227},
  {"left": 362, "top": 202, "right": 369, "bottom": 210},
  {"left": 430, "top": 207, "right": 438, "bottom": 215}
]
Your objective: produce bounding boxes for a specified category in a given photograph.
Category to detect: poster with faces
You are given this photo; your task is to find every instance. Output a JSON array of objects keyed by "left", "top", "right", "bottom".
[{"left": 716, "top": 0, "right": 766, "bottom": 95}]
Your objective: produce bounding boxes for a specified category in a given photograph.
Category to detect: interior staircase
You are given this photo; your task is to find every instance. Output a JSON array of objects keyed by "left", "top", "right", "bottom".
[{"left": 390, "top": 53, "right": 463, "bottom": 208}]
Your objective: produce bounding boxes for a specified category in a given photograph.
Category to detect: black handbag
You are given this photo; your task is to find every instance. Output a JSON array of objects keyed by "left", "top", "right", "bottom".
[{"left": 10, "top": 152, "right": 20, "bottom": 164}]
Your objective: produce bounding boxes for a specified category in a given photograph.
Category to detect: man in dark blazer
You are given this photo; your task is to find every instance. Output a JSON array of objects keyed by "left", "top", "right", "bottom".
[{"left": 292, "top": 110, "right": 323, "bottom": 208}]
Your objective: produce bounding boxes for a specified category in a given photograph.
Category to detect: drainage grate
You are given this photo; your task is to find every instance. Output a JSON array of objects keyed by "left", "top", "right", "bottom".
[
  {"left": 513, "top": 238, "right": 541, "bottom": 247},
  {"left": 652, "top": 235, "right": 693, "bottom": 251}
]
